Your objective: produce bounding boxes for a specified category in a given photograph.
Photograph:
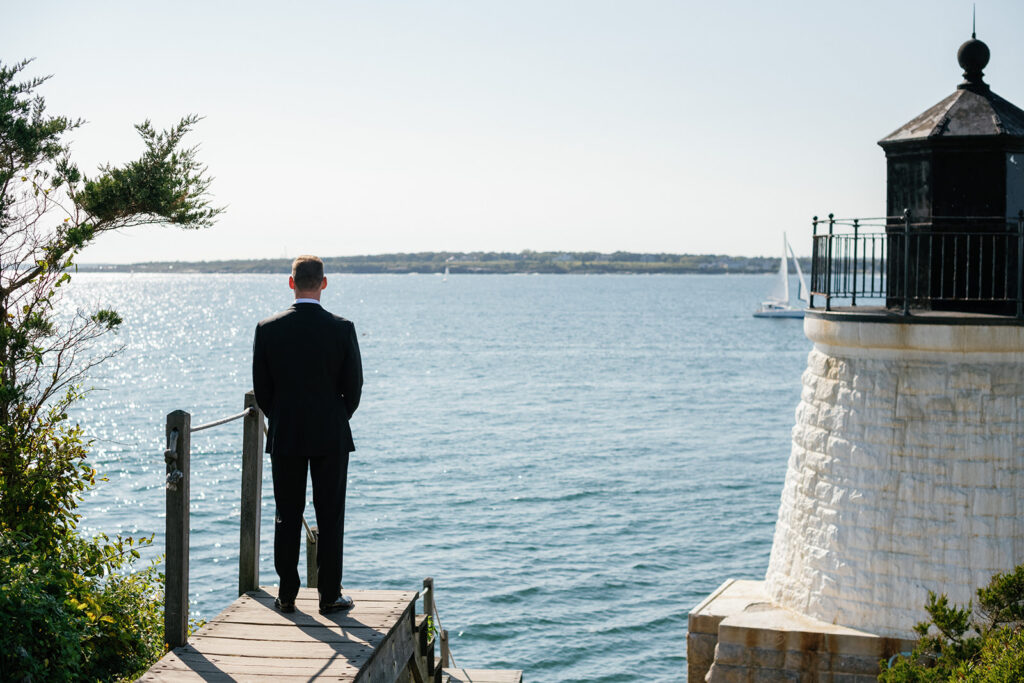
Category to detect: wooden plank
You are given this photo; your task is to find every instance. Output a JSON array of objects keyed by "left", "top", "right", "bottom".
[
  {"left": 253, "top": 587, "right": 417, "bottom": 603},
  {"left": 152, "top": 648, "right": 363, "bottom": 675},
  {"left": 215, "top": 605, "right": 405, "bottom": 629},
  {"left": 354, "top": 608, "right": 416, "bottom": 683},
  {"left": 219, "top": 598, "right": 403, "bottom": 625},
  {"left": 144, "top": 585, "right": 429, "bottom": 681},
  {"left": 196, "top": 620, "right": 389, "bottom": 644},
  {"left": 140, "top": 672, "right": 353, "bottom": 682},
  {"left": 186, "top": 634, "right": 377, "bottom": 659},
  {"left": 443, "top": 669, "right": 524, "bottom": 683},
  {"left": 235, "top": 600, "right": 407, "bottom": 616},
  {"left": 231, "top": 595, "right": 407, "bottom": 615}
]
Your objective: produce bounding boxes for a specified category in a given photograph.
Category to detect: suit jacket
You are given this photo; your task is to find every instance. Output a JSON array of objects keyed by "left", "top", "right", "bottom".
[{"left": 252, "top": 303, "right": 363, "bottom": 456}]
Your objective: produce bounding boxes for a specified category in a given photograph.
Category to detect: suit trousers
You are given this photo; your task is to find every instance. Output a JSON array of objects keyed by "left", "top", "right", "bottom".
[{"left": 271, "top": 452, "right": 349, "bottom": 604}]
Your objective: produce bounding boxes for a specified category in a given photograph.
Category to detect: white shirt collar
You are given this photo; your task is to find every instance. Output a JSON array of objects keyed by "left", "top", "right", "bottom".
[{"left": 294, "top": 298, "right": 321, "bottom": 306}]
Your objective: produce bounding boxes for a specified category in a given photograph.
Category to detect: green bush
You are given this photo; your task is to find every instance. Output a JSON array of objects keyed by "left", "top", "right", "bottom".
[
  {"left": 879, "top": 565, "right": 1024, "bottom": 682},
  {"left": 0, "top": 533, "right": 163, "bottom": 682},
  {"left": 0, "top": 58, "right": 218, "bottom": 681}
]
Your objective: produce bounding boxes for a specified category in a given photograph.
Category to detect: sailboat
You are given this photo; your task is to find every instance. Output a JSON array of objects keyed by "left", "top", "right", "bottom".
[{"left": 753, "top": 233, "right": 809, "bottom": 318}]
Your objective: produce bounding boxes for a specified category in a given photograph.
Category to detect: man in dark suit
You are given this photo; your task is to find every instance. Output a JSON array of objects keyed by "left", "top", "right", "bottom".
[{"left": 252, "top": 255, "right": 363, "bottom": 614}]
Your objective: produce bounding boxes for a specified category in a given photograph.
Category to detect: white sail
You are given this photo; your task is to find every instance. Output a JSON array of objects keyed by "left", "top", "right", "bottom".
[
  {"left": 753, "top": 233, "right": 806, "bottom": 318},
  {"left": 767, "top": 234, "right": 789, "bottom": 304},
  {"left": 788, "top": 238, "right": 809, "bottom": 303}
]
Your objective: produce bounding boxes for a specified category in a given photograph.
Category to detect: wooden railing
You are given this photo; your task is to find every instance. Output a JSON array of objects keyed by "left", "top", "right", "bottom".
[
  {"left": 163, "top": 391, "right": 268, "bottom": 647},
  {"left": 160, "top": 391, "right": 454, "bottom": 671}
]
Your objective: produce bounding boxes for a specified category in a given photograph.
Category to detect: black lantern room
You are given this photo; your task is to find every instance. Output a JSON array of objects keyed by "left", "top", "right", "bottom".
[{"left": 878, "top": 35, "right": 1024, "bottom": 314}]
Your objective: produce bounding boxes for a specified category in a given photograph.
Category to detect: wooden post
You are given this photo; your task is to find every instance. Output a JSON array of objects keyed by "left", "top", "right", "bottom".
[
  {"left": 306, "top": 525, "right": 319, "bottom": 588},
  {"left": 165, "top": 410, "right": 191, "bottom": 650},
  {"left": 441, "top": 629, "right": 450, "bottom": 668},
  {"left": 422, "top": 577, "right": 434, "bottom": 619},
  {"left": 239, "top": 391, "right": 264, "bottom": 595}
]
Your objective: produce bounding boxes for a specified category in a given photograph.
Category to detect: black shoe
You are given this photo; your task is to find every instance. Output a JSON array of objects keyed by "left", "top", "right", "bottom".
[
  {"left": 318, "top": 595, "right": 355, "bottom": 614},
  {"left": 275, "top": 597, "right": 296, "bottom": 613}
]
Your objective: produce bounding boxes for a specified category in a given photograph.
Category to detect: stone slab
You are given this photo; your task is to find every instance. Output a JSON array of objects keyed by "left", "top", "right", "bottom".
[{"left": 688, "top": 579, "right": 914, "bottom": 683}]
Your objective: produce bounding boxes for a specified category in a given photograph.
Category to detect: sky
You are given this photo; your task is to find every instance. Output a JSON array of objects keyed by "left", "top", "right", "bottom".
[{"left": 4, "top": 1, "right": 1024, "bottom": 263}]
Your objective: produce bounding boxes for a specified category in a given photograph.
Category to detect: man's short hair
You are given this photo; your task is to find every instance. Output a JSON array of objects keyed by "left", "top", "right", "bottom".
[{"left": 292, "top": 255, "right": 324, "bottom": 291}]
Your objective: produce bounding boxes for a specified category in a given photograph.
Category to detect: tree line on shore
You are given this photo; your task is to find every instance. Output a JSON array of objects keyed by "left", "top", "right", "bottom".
[{"left": 81, "top": 251, "right": 812, "bottom": 275}]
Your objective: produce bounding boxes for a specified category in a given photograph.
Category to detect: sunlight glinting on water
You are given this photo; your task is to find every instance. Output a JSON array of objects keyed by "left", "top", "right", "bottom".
[{"left": 64, "top": 272, "right": 810, "bottom": 682}]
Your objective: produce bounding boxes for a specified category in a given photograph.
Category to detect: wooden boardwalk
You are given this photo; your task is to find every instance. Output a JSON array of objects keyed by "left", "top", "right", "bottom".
[
  {"left": 140, "top": 587, "right": 523, "bottom": 682},
  {"left": 141, "top": 587, "right": 420, "bottom": 681},
  {"left": 150, "top": 399, "right": 521, "bottom": 682}
]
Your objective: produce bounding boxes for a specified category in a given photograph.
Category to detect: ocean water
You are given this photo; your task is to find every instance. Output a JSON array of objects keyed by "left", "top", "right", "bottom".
[{"left": 65, "top": 273, "right": 811, "bottom": 682}]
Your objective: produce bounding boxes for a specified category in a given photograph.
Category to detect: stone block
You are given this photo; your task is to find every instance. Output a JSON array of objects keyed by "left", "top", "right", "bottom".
[
  {"left": 954, "top": 392, "right": 984, "bottom": 417},
  {"left": 830, "top": 675, "right": 880, "bottom": 683},
  {"left": 714, "top": 642, "right": 756, "bottom": 666},
  {"left": 968, "top": 514, "right": 998, "bottom": 537},
  {"left": 751, "top": 647, "right": 786, "bottom": 669},
  {"left": 860, "top": 425, "right": 895, "bottom": 447},
  {"left": 894, "top": 393, "right": 925, "bottom": 419},
  {"left": 814, "top": 378, "right": 840, "bottom": 402},
  {"left": 897, "top": 366, "right": 947, "bottom": 395},
  {"left": 982, "top": 396, "right": 1017, "bottom": 423},
  {"left": 971, "top": 489, "right": 1011, "bottom": 516},
  {"left": 705, "top": 663, "right": 749, "bottom": 683},
  {"left": 925, "top": 396, "right": 955, "bottom": 413},
  {"left": 991, "top": 379, "right": 1022, "bottom": 396},
  {"left": 852, "top": 373, "right": 874, "bottom": 392},
  {"left": 948, "top": 366, "right": 990, "bottom": 390},
  {"left": 807, "top": 351, "right": 829, "bottom": 378},
  {"left": 872, "top": 371, "right": 899, "bottom": 396},
  {"left": 997, "top": 516, "right": 1021, "bottom": 537},
  {"left": 752, "top": 668, "right": 800, "bottom": 683},
  {"left": 687, "top": 632, "right": 718, "bottom": 683},
  {"left": 832, "top": 654, "right": 883, "bottom": 675},
  {"left": 782, "top": 649, "right": 811, "bottom": 672}
]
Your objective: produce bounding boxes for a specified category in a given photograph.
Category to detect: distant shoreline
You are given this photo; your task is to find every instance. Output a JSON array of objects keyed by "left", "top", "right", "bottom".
[{"left": 77, "top": 251, "right": 807, "bottom": 275}]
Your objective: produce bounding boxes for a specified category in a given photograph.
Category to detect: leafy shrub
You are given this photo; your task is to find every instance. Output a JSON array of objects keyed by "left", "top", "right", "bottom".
[
  {"left": 0, "top": 58, "right": 218, "bottom": 682},
  {"left": 879, "top": 565, "right": 1024, "bottom": 682},
  {"left": 0, "top": 533, "right": 163, "bottom": 682}
]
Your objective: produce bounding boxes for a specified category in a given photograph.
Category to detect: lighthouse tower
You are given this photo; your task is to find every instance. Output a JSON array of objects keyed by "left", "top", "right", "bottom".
[{"left": 689, "top": 35, "right": 1024, "bottom": 682}]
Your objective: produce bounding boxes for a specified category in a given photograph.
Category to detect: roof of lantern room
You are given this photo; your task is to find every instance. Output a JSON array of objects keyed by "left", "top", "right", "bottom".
[{"left": 879, "top": 34, "right": 1024, "bottom": 146}]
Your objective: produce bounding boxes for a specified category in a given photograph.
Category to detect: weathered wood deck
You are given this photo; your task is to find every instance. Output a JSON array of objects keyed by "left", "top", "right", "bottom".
[
  {"left": 140, "top": 586, "right": 523, "bottom": 683},
  {"left": 140, "top": 587, "right": 419, "bottom": 682},
  {"left": 151, "top": 398, "right": 522, "bottom": 682}
]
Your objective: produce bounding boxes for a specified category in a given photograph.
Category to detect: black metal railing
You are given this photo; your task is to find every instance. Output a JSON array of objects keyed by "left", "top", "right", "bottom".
[{"left": 809, "top": 211, "right": 1024, "bottom": 318}]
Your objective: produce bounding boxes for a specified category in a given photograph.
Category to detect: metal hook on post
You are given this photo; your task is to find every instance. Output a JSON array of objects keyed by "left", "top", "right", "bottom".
[{"left": 165, "top": 428, "right": 183, "bottom": 491}]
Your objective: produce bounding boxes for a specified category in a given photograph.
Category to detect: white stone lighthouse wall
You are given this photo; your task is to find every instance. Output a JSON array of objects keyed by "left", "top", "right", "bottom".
[{"left": 764, "top": 320, "right": 1024, "bottom": 638}]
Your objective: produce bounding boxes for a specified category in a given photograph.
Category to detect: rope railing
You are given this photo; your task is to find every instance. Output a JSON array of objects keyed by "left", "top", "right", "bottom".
[
  {"left": 161, "top": 394, "right": 336, "bottom": 640},
  {"left": 161, "top": 392, "right": 457, "bottom": 677},
  {"left": 162, "top": 392, "right": 265, "bottom": 648},
  {"left": 190, "top": 407, "right": 256, "bottom": 433}
]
